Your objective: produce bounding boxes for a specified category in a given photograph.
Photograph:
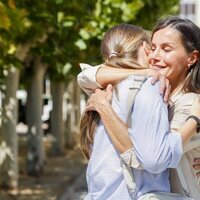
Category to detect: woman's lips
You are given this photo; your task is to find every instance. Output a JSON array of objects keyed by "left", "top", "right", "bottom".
[{"left": 151, "top": 65, "right": 166, "bottom": 70}]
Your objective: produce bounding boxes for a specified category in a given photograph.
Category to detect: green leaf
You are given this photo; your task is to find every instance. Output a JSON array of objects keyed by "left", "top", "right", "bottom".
[
  {"left": 75, "top": 39, "right": 87, "bottom": 50},
  {"left": 63, "top": 62, "right": 72, "bottom": 75},
  {"left": 79, "top": 29, "right": 90, "bottom": 40},
  {"left": 7, "top": 44, "right": 16, "bottom": 54},
  {"left": 62, "top": 21, "right": 74, "bottom": 27},
  {"left": 57, "top": 11, "right": 64, "bottom": 23}
]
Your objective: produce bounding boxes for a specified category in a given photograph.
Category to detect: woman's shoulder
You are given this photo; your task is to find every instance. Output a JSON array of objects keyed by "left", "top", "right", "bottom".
[
  {"left": 183, "top": 92, "right": 199, "bottom": 105},
  {"left": 172, "top": 91, "right": 199, "bottom": 106}
]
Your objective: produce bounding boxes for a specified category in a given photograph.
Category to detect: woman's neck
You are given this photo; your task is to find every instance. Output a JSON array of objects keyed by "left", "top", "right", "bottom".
[{"left": 170, "top": 74, "right": 189, "bottom": 95}]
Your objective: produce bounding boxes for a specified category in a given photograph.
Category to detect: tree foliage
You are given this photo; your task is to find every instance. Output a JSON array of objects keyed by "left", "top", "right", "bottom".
[{"left": 0, "top": 0, "right": 179, "bottom": 83}]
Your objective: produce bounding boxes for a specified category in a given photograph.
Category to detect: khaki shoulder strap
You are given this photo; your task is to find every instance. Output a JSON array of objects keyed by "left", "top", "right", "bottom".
[{"left": 126, "top": 75, "right": 147, "bottom": 126}]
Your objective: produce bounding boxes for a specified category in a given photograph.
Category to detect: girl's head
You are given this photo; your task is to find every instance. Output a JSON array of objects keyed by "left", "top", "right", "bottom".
[
  {"left": 100, "top": 24, "right": 151, "bottom": 69},
  {"left": 149, "top": 16, "right": 200, "bottom": 93},
  {"left": 80, "top": 24, "right": 151, "bottom": 159}
]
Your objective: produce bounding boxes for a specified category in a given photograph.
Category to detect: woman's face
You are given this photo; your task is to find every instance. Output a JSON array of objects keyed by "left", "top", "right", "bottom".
[{"left": 149, "top": 27, "right": 191, "bottom": 85}]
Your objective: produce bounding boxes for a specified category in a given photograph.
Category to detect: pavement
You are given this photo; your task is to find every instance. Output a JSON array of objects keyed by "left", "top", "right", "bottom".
[
  {"left": 59, "top": 166, "right": 87, "bottom": 200},
  {"left": 0, "top": 143, "right": 88, "bottom": 200}
]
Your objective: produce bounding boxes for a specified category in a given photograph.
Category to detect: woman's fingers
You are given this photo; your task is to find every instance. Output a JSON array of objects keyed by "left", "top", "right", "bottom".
[
  {"left": 163, "top": 79, "right": 171, "bottom": 103},
  {"left": 150, "top": 73, "right": 159, "bottom": 85},
  {"left": 193, "top": 157, "right": 200, "bottom": 178},
  {"left": 151, "top": 74, "right": 171, "bottom": 103},
  {"left": 194, "top": 157, "right": 200, "bottom": 163}
]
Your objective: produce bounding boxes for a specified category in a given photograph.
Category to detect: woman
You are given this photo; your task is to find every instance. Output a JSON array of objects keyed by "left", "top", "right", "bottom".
[{"left": 78, "top": 17, "right": 200, "bottom": 199}]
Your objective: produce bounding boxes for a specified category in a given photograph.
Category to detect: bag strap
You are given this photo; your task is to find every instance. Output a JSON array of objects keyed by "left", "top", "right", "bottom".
[
  {"left": 126, "top": 75, "right": 147, "bottom": 126},
  {"left": 121, "top": 75, "right": 147, "bottom": 199}
]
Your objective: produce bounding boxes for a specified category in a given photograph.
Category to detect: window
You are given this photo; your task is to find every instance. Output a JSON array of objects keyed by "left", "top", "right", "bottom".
[{"left": 180, "top": 1, "right": 196, "bottom": 21}]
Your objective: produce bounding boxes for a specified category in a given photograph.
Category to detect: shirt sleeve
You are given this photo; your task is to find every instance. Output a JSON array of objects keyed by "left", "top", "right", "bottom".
[
  {"left": 169, "top": 93, "right": 200, "bottom": 153},
  {"left": 77, "top": 63, "right": 103, "bottom": 95},
  {"left": 128, "top": 78, "right": 183, "bottom": 174},
  {"left": 120, "top": 148, "right": 143, "bottom": 169}
]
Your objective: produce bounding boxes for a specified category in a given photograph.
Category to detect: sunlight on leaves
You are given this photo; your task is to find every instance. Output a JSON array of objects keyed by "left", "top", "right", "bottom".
[
  {"left": 63, "top": 63, "right": 72, "bottom": 75},
  {"left": 8, "top": 0, "right": 16, "bottom": 9},
  {"left": 7, "top": 44, "right": 16, "bottom": 55},
  {"left": 94, "top": 0, "right": 101, "bottom": 17},
  {"left": 62, "top": 21, "right": 73, "bottom": 27},
  {"left": 75, "top": 39, "right": 87, "bottom": 50},
  {"left": 57, "top": 11, "right": 64, "bottom": 24},
  {"left": 79, "top": 29, "right": 90, "bottom": 40},
  {"left": 3, "top": 69, "right": 8, "bottom": 76},
  {"left": 0, "top": 2, "right": 11, "bottom": 30}
]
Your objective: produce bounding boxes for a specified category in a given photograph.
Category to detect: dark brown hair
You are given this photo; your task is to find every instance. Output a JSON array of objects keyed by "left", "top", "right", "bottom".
[
  {"left": 152, "top": 16, "right": 200, "bottom": 93},
  {"left": 80, "top": 24, "right": 151, "bottom": 159}
]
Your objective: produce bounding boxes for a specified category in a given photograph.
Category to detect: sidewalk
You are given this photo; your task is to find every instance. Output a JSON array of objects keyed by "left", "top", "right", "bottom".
[{"left": 0, "top": 147, "right": 87, "bottom": 200}]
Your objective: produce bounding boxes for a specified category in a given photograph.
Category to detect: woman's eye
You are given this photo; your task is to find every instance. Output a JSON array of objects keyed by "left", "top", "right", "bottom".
[{"left": 163, "top": 47, "right": 172, "bottom": 51}]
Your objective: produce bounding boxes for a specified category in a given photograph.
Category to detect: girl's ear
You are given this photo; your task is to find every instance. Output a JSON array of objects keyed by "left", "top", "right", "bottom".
[
  {"left": 188, "top": 50, "right": 199, "bottom": 69},
  {"left": 143, "top": 41, "right": 151, "bottom": 56}
]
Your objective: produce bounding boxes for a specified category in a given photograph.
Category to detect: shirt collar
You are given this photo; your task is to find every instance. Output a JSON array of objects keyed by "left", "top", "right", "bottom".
[{"left": 169, "top": 88, "right": 184, "bottom": 107}]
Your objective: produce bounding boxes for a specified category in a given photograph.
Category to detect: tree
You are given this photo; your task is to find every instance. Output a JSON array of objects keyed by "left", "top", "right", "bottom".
[
  {"left": 0, "top": 0, "right": 180, "bottom": 187},
  {"left": 0, "top": 1, "right": 30, "bottom": 188}
]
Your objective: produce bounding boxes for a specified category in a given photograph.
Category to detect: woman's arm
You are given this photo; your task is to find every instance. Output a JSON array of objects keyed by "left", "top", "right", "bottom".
[{"left": 179, "top": 96, "right": 200, "bottom": 144}]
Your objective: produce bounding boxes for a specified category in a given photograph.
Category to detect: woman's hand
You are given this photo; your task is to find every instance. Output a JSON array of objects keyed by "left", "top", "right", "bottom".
[
  {"left": 86, "top": 84, "right": 113, "bottom": 113},
  {"left": 190, "top": 99, "right": 200, "bottom": 178},
  {"left": 146, "top": 69, "right": 171, "bottom": 103},
  {"left": 193, "top": 157, "right": 200, "bottom": 178}
]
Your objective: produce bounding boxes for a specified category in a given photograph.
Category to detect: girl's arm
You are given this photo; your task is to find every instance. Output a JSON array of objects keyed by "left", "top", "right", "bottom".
[
  {"left": 85, "top": 84, "right": 132, "bottom": 153},
  {"left": 78, "top": 63, "right": 170, "bottom": 101},
  {"left": 77, "top": 63, "right": 150, "bottom": 95}
]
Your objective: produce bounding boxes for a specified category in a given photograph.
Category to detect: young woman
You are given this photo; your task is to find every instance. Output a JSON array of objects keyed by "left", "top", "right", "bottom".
[{"left": 79, "top": 18, "right": 200, "bottom": 200}]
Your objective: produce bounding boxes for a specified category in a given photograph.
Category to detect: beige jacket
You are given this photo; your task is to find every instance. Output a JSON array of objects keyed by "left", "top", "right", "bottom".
[
  {"left": 77, "top": 64, "right": 200, "bottom": 199},
  {"left": 169, "top": 91, "right": 200, "bottom": 199}
]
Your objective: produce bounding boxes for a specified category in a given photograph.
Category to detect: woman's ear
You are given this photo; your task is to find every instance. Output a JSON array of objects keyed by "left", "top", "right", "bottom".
[
  {"left": 188, "top": 50, "right": 199, "bottom": 69},
  {"left": 143, "top": 41, "right": 151, "bottom": 56}
]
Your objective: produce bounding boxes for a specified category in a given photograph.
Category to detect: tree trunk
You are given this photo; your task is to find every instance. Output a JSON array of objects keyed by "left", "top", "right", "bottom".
[
  {"left": 65, "top": 78, "right": 79, "bottom": 148},
  {"left": 50, "top": 81, "right": 65, "bottom": 155},
  {"left": 73, "top": 79, "right": 81, "bottom": 129},
  {"left": 0, "top": 66, "right": 20, "bottom": 188},
  {"left": 26, "top": 57, "right": 47, "bottom": 176}
]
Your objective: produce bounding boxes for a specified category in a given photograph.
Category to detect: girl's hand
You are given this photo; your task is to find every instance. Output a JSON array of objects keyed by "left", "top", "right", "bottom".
[{"left": 85, "top": 84, "right": 113, "bottom": 113}]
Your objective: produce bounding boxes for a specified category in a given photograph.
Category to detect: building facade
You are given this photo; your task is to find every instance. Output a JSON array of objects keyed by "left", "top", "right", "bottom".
[{"left": 180, "top": 0, "right": 200, "bottom": 26}]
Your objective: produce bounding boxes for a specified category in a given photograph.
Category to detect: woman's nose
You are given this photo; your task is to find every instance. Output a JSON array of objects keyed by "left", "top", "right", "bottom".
[{"left": 149, "top": 49, "right": 161, "bottom": 63}]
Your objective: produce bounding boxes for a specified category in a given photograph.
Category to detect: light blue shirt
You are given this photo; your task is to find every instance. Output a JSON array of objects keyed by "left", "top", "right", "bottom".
[{"left": 85, "top": 76, "right": 183, "bottom": 200}]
